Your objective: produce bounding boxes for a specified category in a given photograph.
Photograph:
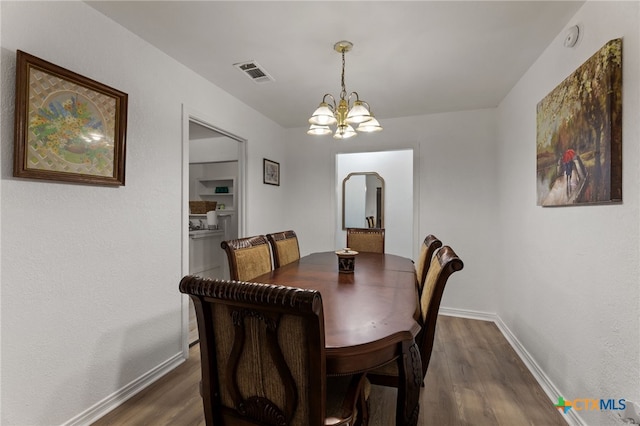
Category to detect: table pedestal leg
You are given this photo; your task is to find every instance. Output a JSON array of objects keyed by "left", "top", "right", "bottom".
[{"left": 396, "top": 339, "right": 421, "bottom": 426}]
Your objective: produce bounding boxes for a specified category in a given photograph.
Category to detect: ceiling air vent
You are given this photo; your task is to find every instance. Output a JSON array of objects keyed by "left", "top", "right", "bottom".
[{"left": 233, "top": 61, "right": 275, "bottom": 84}]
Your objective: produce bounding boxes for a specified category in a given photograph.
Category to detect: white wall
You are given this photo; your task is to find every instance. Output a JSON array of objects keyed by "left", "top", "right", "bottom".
[
  {"left": 496, "top": 2, "right": 639, "bottom": 425},
  {"left": 336, "top": 150, "right": 414, "bottom": 258},
  {"left": 285, "top": 108, "right": 499, "bottom": 314},
  {"left": 0, "top": 2, "right": 286, "bottom": 424}
]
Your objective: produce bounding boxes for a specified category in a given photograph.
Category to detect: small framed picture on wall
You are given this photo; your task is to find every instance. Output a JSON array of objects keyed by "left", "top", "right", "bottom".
[{"left": 263, "top": 158, "right": 279, "bottom": 186}]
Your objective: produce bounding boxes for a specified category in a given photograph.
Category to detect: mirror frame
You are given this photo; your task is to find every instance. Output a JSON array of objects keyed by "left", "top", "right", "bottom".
[{"left": 342, "top": 172, "right": 385, "bottom": 230}]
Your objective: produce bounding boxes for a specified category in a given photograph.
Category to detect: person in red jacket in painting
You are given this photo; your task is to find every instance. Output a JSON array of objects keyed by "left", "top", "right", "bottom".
[{"left": 562, "top": 148, "right": 576, "bottom": 196}]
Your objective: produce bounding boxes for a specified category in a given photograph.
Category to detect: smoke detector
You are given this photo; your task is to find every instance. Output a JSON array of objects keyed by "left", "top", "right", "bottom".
[
  {"left": 233, "top": 61, "right": 275, "bottom": 84},
  {"left": 563, "top": 25, "right": 580, "bottom": 48}
]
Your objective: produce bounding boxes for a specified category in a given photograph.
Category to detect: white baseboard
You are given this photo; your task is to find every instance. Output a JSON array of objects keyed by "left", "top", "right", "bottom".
[
  {"left": 62, "top": 352, "right": 186, "bottom": 426},
  {"left": 439, "top": 306, "right": 496, "bottom": 322},
  {"left": 439, "top": 307, "right": 585, "bottom": 426}
]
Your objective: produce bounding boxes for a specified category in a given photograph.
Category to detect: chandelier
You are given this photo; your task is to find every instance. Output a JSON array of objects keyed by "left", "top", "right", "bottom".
[{"left": 307, "top": 41, "right": 382, "bottom": 139}]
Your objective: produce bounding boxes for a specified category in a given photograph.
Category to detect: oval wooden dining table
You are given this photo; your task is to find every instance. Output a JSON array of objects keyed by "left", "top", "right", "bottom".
[{"left": 251, "top": 251, "right": 422, "bottom": 426}]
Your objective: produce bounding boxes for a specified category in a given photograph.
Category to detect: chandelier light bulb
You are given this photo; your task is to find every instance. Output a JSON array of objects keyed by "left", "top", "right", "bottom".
[
  {"left": 333, "top": 124, "right": 356, "bottom": 139},
  {"left": 356, "top": 116, "right": 383, "bottom": 133},
  {"left": 307, "top": 124, "right": 332, "bottom": 135},
  {"left": 309, "top": 102, "right": 337, "bottom": 126},
  {"left": 346, "top": 100, "right": 373, "bottom": 124}
]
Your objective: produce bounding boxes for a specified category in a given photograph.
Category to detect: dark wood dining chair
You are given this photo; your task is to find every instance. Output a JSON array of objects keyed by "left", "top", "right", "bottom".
[
  {"left": 365, "top": 216, "right": 375, "bottom": 228},
  {"left": 220, "top": 235, "right": 272, "bottom": 281},
  {"left": 346, "top": 228, "right": 385, "bottom": 253},
  {"left": 266, "top": 230, "right": 301, "bottom": 268},
  {"left": 179, "top": 275, "right": 369, "bottom": 426},
  {"left": 415, "top": 234, "right": 443, "bottom": 295},
  {"left": 367, "top": 245, "right": 463, "bottom": 387}
]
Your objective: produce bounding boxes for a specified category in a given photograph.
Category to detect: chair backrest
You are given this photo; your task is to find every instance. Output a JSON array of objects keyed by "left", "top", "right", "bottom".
[
  {"left": 266, "top": 230, "right": 301, "bottom": 268},
  {"left": 415, "top": 234, "right": 443, "bottom": 294},
  {"left": 346, "top": 228, "right": 385, "bottom": 253},
  {"left": 221, "top": 235, "right": 272, "bottom": 281},
  {"left": 366, "top": 216, "right": 375, "bottom": 228},
  {"left": 179, "top": 276, "right": 326, "bottom": 425},
  {"left": 419, "top": 245, "right": 463, "bottom": 379}
]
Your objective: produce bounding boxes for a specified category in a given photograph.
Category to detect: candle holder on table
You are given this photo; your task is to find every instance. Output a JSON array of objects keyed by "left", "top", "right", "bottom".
[{"left": 335, "top": 248, "right": 358, "bottom": 274}]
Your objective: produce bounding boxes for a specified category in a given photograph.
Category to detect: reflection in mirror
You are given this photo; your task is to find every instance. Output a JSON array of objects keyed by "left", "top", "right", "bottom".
[{"left": 342, "top": 172, "right": 384, "bottom": 230}]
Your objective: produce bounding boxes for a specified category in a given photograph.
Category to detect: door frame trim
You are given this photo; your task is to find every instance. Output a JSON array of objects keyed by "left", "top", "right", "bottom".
[{"left": 180, "top": 104, "right": 247, "bottom": 358}]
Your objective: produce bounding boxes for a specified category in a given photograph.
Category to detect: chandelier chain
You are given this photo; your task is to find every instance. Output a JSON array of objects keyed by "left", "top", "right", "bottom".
[{"left": 340, "top": 50, "right": 347, "bottom": 100}]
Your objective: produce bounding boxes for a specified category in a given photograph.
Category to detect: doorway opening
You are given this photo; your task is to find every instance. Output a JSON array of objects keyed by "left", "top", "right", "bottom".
[
  {"left": 181, "top": 107, "right": 246, "bottom": 355},
  {"left": 335, "top": 150, "right": 414, "bottom": 258}
]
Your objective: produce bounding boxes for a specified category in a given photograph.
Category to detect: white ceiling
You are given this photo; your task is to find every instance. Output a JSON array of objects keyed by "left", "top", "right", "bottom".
[{"left": 87, "top": 1, "right": 584, "bottom": 129}]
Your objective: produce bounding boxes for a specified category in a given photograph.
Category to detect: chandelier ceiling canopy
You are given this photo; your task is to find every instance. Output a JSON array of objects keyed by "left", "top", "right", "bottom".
[{"left": 307, "top": 41, "right": 382, "bottom": 139}]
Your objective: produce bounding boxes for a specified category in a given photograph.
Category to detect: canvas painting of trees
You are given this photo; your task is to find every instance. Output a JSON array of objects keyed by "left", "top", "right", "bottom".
[{"left": 536, "top": 38, "right": 622, "bottom": 206}]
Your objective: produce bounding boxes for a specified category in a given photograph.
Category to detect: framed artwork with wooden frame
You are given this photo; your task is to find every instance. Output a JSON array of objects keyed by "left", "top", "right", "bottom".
[
  {"left": 536, "top": 38, "right": 622, "bottom": 206},
  {"left": 13, "top": 50, "right": 128, "bottom": 186},
  {"left": 263, "top": 158, "right": 280, "bottom": 186}
]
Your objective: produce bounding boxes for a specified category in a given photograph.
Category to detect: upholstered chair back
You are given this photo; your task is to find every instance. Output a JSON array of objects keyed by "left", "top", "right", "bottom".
[
  {"left": 415, "top": 234, "right": 443, "bottom": 294},
  {"left": 345, "top": 228, "right": 385, "bottom": 254},
  {"left": 221, "top": 235, "right": 272, "bottom": 281},
  {"left": 266, "top": 230, "right": 301, "bottom": 268}
]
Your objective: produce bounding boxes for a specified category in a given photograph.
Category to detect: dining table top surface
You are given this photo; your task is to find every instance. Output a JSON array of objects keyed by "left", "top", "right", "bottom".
[{"left": 251, "top": 251, "right": 421, "bottom": 361}]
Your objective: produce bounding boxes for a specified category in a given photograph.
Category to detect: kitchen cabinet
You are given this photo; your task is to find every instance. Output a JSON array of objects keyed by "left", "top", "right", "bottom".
[{"left": 189, "top": 230, "right": 225, "bottom": 279}]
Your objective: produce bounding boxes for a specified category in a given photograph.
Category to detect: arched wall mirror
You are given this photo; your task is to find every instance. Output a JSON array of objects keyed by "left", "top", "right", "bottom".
[{"left": 342, "top": 172, "right": 384, "bottom": 230}]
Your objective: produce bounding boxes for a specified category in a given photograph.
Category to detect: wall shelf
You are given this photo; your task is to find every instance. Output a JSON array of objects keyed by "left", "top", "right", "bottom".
[{"left": 196, "top": 177, "right": 235, "bottom": 210}]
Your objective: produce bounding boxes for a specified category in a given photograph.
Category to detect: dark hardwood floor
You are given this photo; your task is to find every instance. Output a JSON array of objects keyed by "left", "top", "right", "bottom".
[{"left": 91, "top": 316, "right": 567, "bottom": 426}]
